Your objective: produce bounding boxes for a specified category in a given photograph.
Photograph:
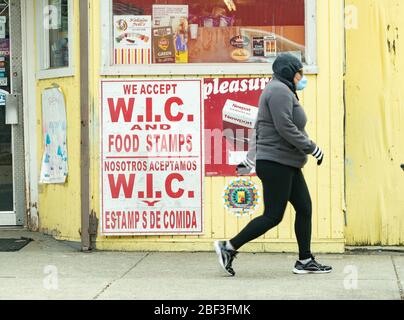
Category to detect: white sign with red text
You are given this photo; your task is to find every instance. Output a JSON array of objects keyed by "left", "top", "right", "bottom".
[{"left": 101, "top": 79, "right": 204, "bottom": 235}]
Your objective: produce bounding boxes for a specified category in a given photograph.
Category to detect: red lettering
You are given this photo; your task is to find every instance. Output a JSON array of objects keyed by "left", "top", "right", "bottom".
[
  {"left": 111, "top": 212, "right": 116, "bottom": 229},
  {"left": 186, "top": 212, "right": 191, "bottom": 228},
  {"left": 142, "top": 212, "right": 147, "bottom": 228},
  {"left": 192, "top": 211, "right": 197, "bottom": 228},
  {"left": 121, "top": 212, "right": 127, "bottom": 229},
  {"left": 150, "top": 211, "right": 161, "bottom": 229},
  {"left": 135, "top": 212, "right": 140, "bottom": 228},
  {"left": 116, "top": 212, "right": 122, "bottom": 228},
  {"left": 157, "top": 212, "right": 161, "bottom": 229},
  {"left": 105, "top": 211, "right": 110, "bottom": 229},
  {"left": 123, "top": 84, "right": 137, "bottom": 95},
  {"left": 176, "top": 211, "right": 182, "bottom": 228},
  {"left": 146, "top": 135, "right": 152, "bottom": 151},
  {"left": 186, "top": 135, "right": 193, "bottom": 152},
  {"left": 146, "top": 174, "right": 154, "bottom": 198},
  {"left": 170, "top": 211, "right": 175, "bottom": 228},
  {"left": 146, "top": 97, "right": 153, "bottom": 122},
  {"left": 165, "top": 97, "right": 184, "bottom": 121},
  {"left": 165, "top": 174, "right": 184, "bottom": 198},
  {"left": 127, "top": 212, "right": 134, "bottom": 229},
  {"left": 108, "top": 135, "right": 113, "bottom": 152},
  {"left": 108, "top": 135, "right": 139, "bottom": 153},
  {"left": 108, "top": 174, "right": 136, "bottom": 199},
  {"left": 178, "top": 135, "right": 185, "bottom": 149},
  {"left": 131, "top": 124, "right": 142, "bottom": 131},
  {"left": 164, "top": 211, "right": 169, "bottom": 228},
  {"left": 108, "top": 98, "right": 135, "bottom": 123},
  {"left": 171, "top": 84, "right": 177, "bottom": 94}
]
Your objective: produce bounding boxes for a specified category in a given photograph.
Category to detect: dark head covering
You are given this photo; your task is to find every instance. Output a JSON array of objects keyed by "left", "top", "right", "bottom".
[{"left": 272, "top": 53, "right": 303, "bottom": 99}]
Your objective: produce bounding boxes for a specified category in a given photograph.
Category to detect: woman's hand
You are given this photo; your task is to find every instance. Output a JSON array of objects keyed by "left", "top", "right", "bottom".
[
  {"left": 312, "top": 146, "right": 324, "bottom": 166},
  {"left": 236, "top": 159, "right": 255, "bottom": 175}
]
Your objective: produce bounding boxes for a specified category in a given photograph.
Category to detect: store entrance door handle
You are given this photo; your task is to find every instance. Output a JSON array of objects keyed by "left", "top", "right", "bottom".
[{"left": 5, "top": 93, "right": 20, "bottom": 125}]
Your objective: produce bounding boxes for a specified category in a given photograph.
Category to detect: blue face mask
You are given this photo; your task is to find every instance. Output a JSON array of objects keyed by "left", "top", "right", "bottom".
[{"left": 296, "top": 76, "right": 308, "bottom": 91}]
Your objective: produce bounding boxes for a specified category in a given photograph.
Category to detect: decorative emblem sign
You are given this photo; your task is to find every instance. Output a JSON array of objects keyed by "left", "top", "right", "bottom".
[{"left": 223, "top": 179, "right": 260, "bottom": 217}]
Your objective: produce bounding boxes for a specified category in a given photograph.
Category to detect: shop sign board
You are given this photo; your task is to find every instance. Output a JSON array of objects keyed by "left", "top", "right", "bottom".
[
  {"left": 203, "top": 77, "right": 270, "bottom": 176},
  {"left": 101, "top": 79, "right": 204, "bottom": 235}
]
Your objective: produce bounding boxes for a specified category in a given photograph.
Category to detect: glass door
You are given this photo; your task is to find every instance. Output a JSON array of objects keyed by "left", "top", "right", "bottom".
[
  {"left": 0, "top": 1, "right": 15, "bottom": 224},
  {"left": 0, "top": 91, "right": 13, "bottom": 213}
]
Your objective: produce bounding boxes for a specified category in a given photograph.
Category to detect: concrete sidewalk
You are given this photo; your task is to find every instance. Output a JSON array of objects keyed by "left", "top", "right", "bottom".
[{"left": 0, "top": 230, "right": 403, "bottom": 300}]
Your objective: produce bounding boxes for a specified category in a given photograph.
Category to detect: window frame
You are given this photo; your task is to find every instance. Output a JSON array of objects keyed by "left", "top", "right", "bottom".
[
  {"left": 36, "top": 0, "right": 75, "bottom": 80},
  {"left": 100, "top": 0, "right": 318, "bottom": 75}
]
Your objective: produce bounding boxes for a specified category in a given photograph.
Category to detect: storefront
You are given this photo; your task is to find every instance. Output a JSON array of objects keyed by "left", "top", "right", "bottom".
[{"left": 18, "top": 0, "right": 350, "bottom": 253}]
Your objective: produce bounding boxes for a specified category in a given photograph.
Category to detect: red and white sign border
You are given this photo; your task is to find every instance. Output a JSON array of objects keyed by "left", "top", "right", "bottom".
[{"left": 99, "top": 78, "right": 205, "bottom": 236}]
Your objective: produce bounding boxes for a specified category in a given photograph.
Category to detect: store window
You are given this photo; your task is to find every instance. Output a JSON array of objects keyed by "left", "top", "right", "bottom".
[
  {"left": 101, "top": 0, "right": 317, "bottom": 75},
  {"left": 37, "top": 0, "right": 74, "bottom": 79}
]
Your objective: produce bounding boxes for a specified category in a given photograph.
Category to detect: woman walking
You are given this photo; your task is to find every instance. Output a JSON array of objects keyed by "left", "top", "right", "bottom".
[{"left": 214, "top": 53, "right": 332, "bottom": 276}]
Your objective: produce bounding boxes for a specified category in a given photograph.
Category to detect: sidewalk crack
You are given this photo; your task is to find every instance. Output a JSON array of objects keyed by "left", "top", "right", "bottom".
[
  {"left": 93, "top": 252, "right": 151, "bottom": 300},
  {"left": 391, "top": 256, "right": 404, "bottom": 300}
]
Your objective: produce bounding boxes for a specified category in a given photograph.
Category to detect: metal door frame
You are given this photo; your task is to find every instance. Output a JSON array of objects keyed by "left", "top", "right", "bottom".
[
  {"left": 0, "top": 0, "right": 26, "bottom": 226},
  {"left": 21, "top": 0, "right": 39, "bottom": 230}
]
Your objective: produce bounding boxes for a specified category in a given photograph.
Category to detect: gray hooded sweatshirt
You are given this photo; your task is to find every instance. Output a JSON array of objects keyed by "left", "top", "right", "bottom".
[{"left": 246, "top": 55, "right": 318, "bottom": 169}]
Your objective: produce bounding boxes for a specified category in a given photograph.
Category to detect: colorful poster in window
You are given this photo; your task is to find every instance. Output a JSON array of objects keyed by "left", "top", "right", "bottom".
[
  {"left": 114, "top": 15, "right": 152, "bottom": 65},
  {"left": 152, "top": 5, "right": 189, "bottom": 63},
  {"left": 112, "top": 0, "right": 306, "bottom": 64},
  {"left": 101, "top": 79, "right": 204, "bottom": 235},
  {"left": 0, "top": 89, "right": 7, "bottom": 106},
  {"left": 204, "top": 77, "right": 271, "bottom": 176},
  {"left": 0, "top": 16, "right": 6, "bottom": 39},
  {"left": 39, "top": 87, "right": 68, "bottom": 184},
  {"left": 0, "top": 39, "right": 10, "bottom": 56},
  {"left": 252, "top": 37, "right": 265, "bottom": 57},
  {"left": 152, "top": 26, "right": 175, "bottom": 64}
]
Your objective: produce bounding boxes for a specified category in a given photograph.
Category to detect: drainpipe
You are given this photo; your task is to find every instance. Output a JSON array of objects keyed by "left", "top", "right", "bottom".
[{"left": 80, "top": 0, "right": 90, "bottom": 251}]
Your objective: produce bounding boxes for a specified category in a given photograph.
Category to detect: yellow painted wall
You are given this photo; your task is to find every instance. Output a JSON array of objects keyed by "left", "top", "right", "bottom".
[
  {"left": 86, "top": 0, "right": 346, "bottom": 253},
  {"left": 345, "top": 0, "right": 404, "bottom": 245},
  {"left": 35, "top": 0, "right": 82, "bottom": 241}
]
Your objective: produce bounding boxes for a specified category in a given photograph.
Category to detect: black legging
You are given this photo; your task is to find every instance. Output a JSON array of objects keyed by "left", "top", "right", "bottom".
[{"left": 230, "top": 160, "right": 312, "bottom": 260}]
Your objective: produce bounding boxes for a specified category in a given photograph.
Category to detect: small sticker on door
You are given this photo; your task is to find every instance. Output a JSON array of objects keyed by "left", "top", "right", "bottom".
[
  {"left": 0, "top": 24, "right": 5, "bottom": 39},
  {"left": 0, "top": 77, "right": 8, "bottom": 86}
]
